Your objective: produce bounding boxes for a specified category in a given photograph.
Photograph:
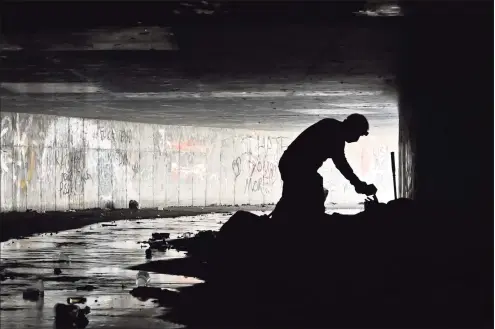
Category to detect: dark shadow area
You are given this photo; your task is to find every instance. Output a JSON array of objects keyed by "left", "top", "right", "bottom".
[
  {"left": 131, "top": 200, "right": 492, "bottom": 328},
  {"left": 0, "top": 206, "right": 271, "bottom": 242},
  {"left": 1, "top": 1, "right": 493, "bottom": 328}
]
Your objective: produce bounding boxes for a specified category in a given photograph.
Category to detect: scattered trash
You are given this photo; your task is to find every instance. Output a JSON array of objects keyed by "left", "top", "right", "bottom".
[
  {"left": 151, "top": 233, "right": 170, "bottom": 240},
  {"left": 67, "top": 297, "right": 87, "bottom": 304},
  {"left": 130, "top": 286, "right": 179, "bottom": 304},
  {"left": 23, "top": 279, "right": 44, "bottom": 301},
  {"left": 22, "top": 288, "right": 42, "bottom": 301},
  {"left": 54, "top": 303, "right": 90, "bottom": 328},
  {"left": 54, "top": 268, "right": 62, "bottom": 275},
  {"left": 136, "top": 271, "right": 151, "bottom": 287},
  {"left": 129, "top": 200, "right": 139, "bottom": 210}
]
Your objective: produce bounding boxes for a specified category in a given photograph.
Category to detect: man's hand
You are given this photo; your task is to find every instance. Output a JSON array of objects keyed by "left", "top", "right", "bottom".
[{"left": 354, "top": 182, "right": 378, "bottom": 196}]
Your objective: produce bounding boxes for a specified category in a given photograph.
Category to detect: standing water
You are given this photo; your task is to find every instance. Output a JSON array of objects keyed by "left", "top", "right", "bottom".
[{"left": 0, "top": 209, "right": 360, "bottom": 329}]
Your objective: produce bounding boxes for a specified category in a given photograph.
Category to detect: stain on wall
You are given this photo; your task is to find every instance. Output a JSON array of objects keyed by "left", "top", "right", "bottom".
[{"left": 0, "top": 112, "right": 396, "bottom": 211}]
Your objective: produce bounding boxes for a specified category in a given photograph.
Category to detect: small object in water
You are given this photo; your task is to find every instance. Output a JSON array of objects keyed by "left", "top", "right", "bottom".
[
  {"left": 130, "top": 286, "right": 180, "bottom": 304},
  {"left": 151, "top": 233, "right": 170, "bottom": 240},
  {"left": 136, "top": 271, "right": 151, "bottom": 287},
  {"left": 145, "top": 248, "right": 152, "bottom": 259},
  {"left": 67, "top": 297, "right": 87, "bottom": 304},
  {"left": 23, "top": 279, "right": 44, "bottom": 301},
  {"left": 54, "top": 303, "right": 90, "bottom": 328},
  {"left": 23, "top": 288, "right": 42, "bottom": 301},
  {"left": 54, "top": 268, "right": 62, "bottom": 275}
]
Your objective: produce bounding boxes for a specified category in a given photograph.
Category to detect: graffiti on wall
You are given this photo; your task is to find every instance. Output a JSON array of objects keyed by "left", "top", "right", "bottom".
[
  {"left": 95, "top": 127, "right": 133, "bottom": 145},
  {"left": 233, "top": 152, "right": 278, "bottom": 195},
  {"left": 1, "top": 114, "right": 41, "bottom": 192},
  {"left": 57, "top": 149, "right": 92, "bottom": 197},
  {"left": 1, "top": 112, "right": 398, "bottom": 211},
  {"left": 230, "top": 135, "right": 290, "bottom": 196}
]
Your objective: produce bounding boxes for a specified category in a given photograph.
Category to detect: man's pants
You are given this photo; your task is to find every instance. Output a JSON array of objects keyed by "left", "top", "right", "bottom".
[{"left": 272, "top": 171, "right": 327, "bottom": 220}]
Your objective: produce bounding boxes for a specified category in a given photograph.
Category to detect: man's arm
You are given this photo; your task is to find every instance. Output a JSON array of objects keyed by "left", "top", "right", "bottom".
[{"left": 332, "top": 150, "right": 362, "bottom": 187}]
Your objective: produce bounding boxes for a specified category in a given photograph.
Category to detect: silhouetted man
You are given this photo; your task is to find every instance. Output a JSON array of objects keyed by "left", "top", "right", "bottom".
[{"left": 272, "top": 114, "right": 377, "bottom": 219}]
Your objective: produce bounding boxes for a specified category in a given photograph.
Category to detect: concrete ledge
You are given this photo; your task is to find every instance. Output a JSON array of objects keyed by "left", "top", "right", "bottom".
[{"left": 0, "top": 205, "right": 274, "bottom": 242}]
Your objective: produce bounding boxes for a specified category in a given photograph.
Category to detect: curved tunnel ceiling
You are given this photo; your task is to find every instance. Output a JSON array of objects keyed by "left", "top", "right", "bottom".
[{"left": 1, "top": 1, "right": 400, "bottom": 131}]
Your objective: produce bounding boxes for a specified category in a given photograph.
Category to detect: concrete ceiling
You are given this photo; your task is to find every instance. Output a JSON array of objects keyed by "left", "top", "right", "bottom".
[{"left": 1, "top": 2, "right": 400, "bottom": 132}]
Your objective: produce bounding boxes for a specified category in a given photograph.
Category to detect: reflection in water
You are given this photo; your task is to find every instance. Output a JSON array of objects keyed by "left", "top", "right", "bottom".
[
  {"left": 0, "top": 209, "right": 360, "bottom": 328},
  {"left": 0, "top": 212, "right": 236, "bottom": 329}
]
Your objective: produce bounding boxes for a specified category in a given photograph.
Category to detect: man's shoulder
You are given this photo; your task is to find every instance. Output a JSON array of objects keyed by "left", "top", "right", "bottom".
[
  {"left": 319, "top": 117, "right": 341, "bottom": 125},
  {"left": 315, "top": 118, "right": 342, "bottom": 131}
]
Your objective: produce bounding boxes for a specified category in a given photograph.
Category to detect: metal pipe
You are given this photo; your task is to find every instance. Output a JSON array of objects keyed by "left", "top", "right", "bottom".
[{"left": 391, "top": 152, "right": 397, "bottom": 199}]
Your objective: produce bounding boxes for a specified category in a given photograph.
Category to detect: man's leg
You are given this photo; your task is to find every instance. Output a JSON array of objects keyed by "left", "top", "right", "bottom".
[
  {"left": 307, "top": 173, "right": 326, "bottom": 215},
  {"left": 272, "top": 173, "right": 325, "bottom": 219},
  {"left": 271, "top": 178, "right": 295, "bottom": 219}
]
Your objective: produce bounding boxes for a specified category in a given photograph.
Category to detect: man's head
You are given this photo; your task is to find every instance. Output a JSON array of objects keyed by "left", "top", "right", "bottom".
[{"left": 342, "top": 113, "right": 369, "bottom": 143}]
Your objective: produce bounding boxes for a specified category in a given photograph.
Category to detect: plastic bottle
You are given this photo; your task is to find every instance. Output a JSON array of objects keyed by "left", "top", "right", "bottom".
[
  {"left": 136, "top": 271, "right": 150, "bottom": 287},
  {"left": 67, "top": 297, "right": 87, "bottom": 304}
]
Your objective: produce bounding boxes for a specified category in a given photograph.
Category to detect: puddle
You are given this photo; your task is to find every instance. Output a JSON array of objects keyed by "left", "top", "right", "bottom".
[
  {"left": 0, "top": 212, "right": 251, "bottom": 328},
  {"left": 0, "top": 209, "right": 359, "bottom": 328}
]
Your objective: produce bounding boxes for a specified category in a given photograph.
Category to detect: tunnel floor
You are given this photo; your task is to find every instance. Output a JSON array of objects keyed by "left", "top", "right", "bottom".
[
  {"left": 0, "top": 212, "right": 241, "bottom": 329},
  {"left": 0, "top": 208, "right": 362, "bottom": 328}
]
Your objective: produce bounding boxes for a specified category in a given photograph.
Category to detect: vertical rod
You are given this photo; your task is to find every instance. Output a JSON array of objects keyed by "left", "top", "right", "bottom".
[{"left": 391, "top": 151, "right": 398, "bottom": 199}]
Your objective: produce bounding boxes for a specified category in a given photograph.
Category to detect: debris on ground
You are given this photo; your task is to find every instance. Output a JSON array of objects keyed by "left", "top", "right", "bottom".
[
  {"left": 129, "top": 200, "right": 139, "bottom": 210},
  {"left": 54, "top": 268, "right": 62, "bottom": 275},
  {"left": 22, "top": 288, "right": 43, "bottom": 301},
  {"left": 67, "top": 297, "right": 87, "bottom": 304},
  {"left": 130, "top": 257, "right": 209, "bottom": 280},
  {"left": 145, "top": 248, "right": 152, "bottom": 259},
  {"left": 1, "top": 205, "right": 273, "bottom": 242},
  {"left": 166, "top": 230, "right": 217, "bottom": 260},
  {"left": 127, "top": 199, "right": 490, "bottom": 328},
  {"left": 54, "top": 303, "right": 90, "bottom": 328},
  {"left": 22, "top": 278, "right": 44, "bottom": 301},
  {"left": 130, "top": 286, "right": 179, "bottom": 305},
  {"left": 152, "top": 233, "right": 170, "bottom": 240}
]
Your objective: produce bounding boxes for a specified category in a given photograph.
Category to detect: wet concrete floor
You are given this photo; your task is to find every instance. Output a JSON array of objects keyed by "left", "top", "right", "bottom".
[{"left": 0, "top": 208, "right": 359, "bottom": 328}]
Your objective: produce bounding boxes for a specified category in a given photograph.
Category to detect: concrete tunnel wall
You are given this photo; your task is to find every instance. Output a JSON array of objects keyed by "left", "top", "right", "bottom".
[{"left": 0, "top": 112, "right": 397, "bottom": 212}]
